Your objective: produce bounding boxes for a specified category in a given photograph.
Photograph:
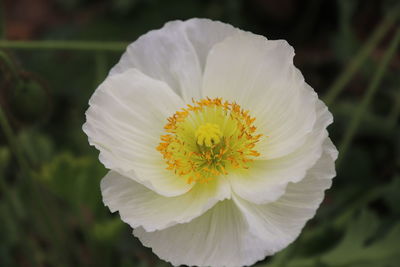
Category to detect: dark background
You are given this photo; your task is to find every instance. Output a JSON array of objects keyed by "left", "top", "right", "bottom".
[{"left": 0, "top": 0, "right": 399, "bottom": 266}]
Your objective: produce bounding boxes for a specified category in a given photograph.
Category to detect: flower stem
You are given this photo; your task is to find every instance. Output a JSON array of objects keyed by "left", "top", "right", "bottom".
[
  {"left": 323, "top": 6, "right": 399, "bottom": 106},
  {"left": 0, "top": 52, "right": 29, "bottom": 172},
  {"left": 0, "top": 109, "right": 30, "bottom": 176},
  {"left": 0, "top": 105, "right": 71, "bottom": 265},
  {"left": 337, "top": 26, "right": 400, "bottom": 167},
  {"left": 387, "top": 87, "right": 400, "bottom": 129},
  {"left": 0, "top": 40, "right": 129, "bottom": 51},
  {"left": 0, "top": 50, "right": 20, "bottom": 82},
  {"left": 0, "top": 0, "right": 5, "bottom": 39},
  {"left": 0, "top": 51, "right": 72, "bottom": 266}
]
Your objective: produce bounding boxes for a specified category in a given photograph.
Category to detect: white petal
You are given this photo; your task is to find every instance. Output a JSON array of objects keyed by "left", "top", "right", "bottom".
[
  {"left": 233, "top": 138, "right": 338, "bottom": 257},
  {"left": 230, "top": 99, "right": 333, "bottom": 204},
  {"left": 202, "top": 32, "right": 318, "bottom": 159},
  {"left": 134, "top": 200, "right": 268, "bottom": 267},
  {"left": 133, "top": 139, "right": 337, "bottom": 267},
  {"left": 83, "top": 68, "right": 192, "bottom": 196},
  {"left": 110, "top": 18, "right": 238, "bottom": 102},
  {"left": 101, "top": 171, "right": 230, "bottom": 231}
]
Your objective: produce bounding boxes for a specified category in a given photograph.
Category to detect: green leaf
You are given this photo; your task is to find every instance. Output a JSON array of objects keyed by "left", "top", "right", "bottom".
[
  {"left": 383, "top": 176, "right": 400, "bottom": 214},
  {"left": 92, "top": 218, "right": 125, "bottom": 242},
  {"left": 321, "top": 210, "right": 400, "bottom": 266},
  {"left": 17, "top": 130, "right": 54, "bottom": 167},
  {"left": 0, "top": 146, "right": 10, "bottom": 174},
  {"left": 38, "top": 153, "right": 107, "bottom": 217}
]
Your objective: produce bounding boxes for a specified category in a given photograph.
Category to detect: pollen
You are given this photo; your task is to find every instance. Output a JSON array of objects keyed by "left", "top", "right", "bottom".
[{"left": 157, "top": 98, "right": 263, "bottom": 184}]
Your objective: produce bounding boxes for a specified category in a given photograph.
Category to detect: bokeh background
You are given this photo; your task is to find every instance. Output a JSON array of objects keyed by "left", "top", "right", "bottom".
[{"left": 1, "top": 0, "right": 399, "bottom": 266}]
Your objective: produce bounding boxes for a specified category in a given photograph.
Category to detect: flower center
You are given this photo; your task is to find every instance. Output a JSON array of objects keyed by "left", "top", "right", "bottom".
[{"left": 157, "top": 98, "right": 262, "bottom": 184}]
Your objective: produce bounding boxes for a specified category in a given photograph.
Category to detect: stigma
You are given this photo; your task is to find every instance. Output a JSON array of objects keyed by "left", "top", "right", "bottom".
[{"left": 195, "top": 123, "right": 222, "bottom": 147}]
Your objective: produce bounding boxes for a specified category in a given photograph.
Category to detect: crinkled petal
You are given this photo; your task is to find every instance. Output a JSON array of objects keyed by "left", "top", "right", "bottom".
[
  {"left": 202, "top": 32, "right": 317, "bottom": 159},
  {"left": 83, "top": 68, "right": 192, "bottom": 196},
  {"left": 133, "top": 138, "right": 337, "bottom": 267},
  {"left": 134, "top": 200, "right": 268, "bottom": 267},
  {"left": 230, "top": 99, "right": 332, "bottom": 204},
  {"left": 101, "top": 171, "right": 230, "bottom": 231},
  {"left": 110, "top": 18, "right": 238, "bottom": 102},
  {"left": 233, "top": 138, "right": 338, "bottom": 257}
]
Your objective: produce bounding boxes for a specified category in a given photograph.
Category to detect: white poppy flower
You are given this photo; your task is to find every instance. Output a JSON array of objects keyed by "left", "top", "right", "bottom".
[{"left": 83, "top": 18, "right": 338, "bottom": 267}]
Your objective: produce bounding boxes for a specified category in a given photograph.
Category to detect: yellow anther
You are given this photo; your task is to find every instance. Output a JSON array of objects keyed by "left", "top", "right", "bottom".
[{"left": 195, "top": 123, "right": 222, "bottom": 147}]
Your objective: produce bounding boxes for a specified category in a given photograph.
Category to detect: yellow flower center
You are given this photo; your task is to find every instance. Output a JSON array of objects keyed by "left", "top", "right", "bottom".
[{"left": 157, "top": 98, "right": 262, "bottom": 184}]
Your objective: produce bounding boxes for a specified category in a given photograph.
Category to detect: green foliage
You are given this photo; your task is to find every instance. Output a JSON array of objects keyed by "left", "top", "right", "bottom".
[
  {"left": 92, "top": 217, "right": 125, "bottom": 242},
  {"left": 38, "top": 153, "right": 107, "bottom": 217},
  {"left": 9, "top": 76, "right": 50, "bottom": 123},
  {"left": 321, "top": 211, "right": 400, "bottom": 266}
]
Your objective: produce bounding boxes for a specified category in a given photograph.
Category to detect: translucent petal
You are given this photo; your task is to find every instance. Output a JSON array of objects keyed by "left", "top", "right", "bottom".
[
  {"left": 134, "top": 200, "right": 267, "bottom": 267},
  {"left": 230, "top": 99, "right": 333, "bottom": 204},
  {"left": 202, "top": 32, "right": 318, "bottom": 159},
  {"left": 101, "top": 171, "right": 230, "bottom": 231},
  {"left": 234, "top": 138, "right": 338, "bottom": 256},
  {"left": 110, "top": 18, "right": 238, "bottom": 102},
  {"left": 133, "top": 138, "right": 337, "bottom": 267},
  {"left": 83, "top": 68, "right": 191, "bottom": 196}
]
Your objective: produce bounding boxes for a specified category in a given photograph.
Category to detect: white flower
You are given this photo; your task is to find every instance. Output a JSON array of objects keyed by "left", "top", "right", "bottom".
[{"left": 83, "top": 18, "right": 338, "bottom": 267}]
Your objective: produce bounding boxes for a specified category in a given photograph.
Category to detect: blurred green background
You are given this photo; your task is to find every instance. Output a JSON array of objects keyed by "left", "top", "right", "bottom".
[{"left": 0, "top": 0, "right": 399, "bottom": 266}]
